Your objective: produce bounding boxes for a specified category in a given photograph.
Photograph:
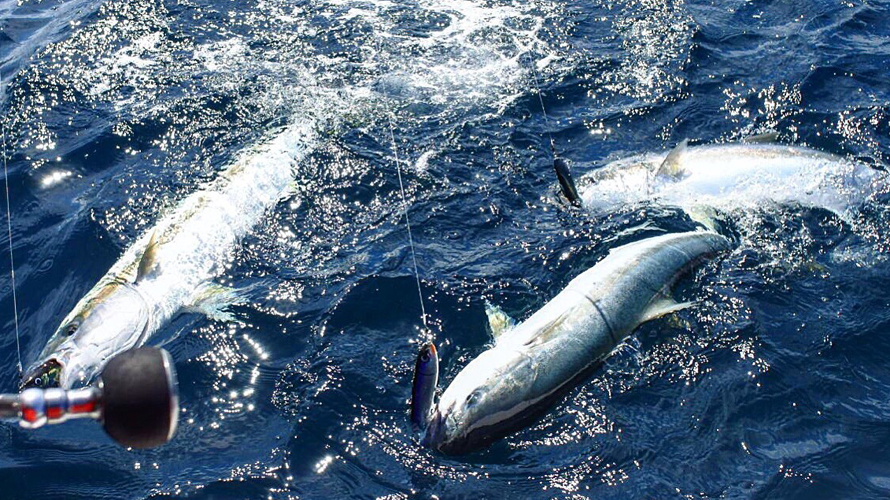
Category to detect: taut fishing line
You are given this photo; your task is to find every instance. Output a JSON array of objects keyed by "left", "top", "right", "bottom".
[
  {"left": 526, "top": 46, "right": 581, "bottom": 205},
  {"left": 527, "top": 51, "right": 557, "bottom": 157},
  {"left": 1, "top": 81, "right": 23, "bottom": 376},
  {"left": 374, "top": 35, "right": 429, "bottom": 333},
  {"left": 370, "top": 29, "right": 560, "bottom": 334}
]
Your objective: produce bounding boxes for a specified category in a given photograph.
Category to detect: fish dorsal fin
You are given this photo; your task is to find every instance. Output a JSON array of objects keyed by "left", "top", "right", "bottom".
[
  {"left": 656, "top": 139, "right": 689, "bottom": 179},
  {"left": 741, "top": 131, "right": 779, "bottom": 144},
  {"left": 640, "top": 293, "right": 694, "bottom": 324},
  {"left": 485, "top": 301, "right": 516, "bottom": 340},
  {"left": 136, "top": 230, "right": 159, "bottom": 282}
]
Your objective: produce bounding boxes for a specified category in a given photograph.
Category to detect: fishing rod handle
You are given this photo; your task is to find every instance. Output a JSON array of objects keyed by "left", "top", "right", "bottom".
[
  {"left": 1, "top": 348, "right": 176, "bottom": 448},
  {"left": 16, "top": 387, "right": 101, "bottom": 429},
  {"left": 0, "top": 394, "right": 19, "bottom": 419}
]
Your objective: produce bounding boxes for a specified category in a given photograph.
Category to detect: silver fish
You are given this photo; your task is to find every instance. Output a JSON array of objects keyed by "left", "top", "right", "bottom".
[
  {"left": 23, "top": 124, "right": 315, "bottom": 389},
  {"left": 575, "top": 140, "right": 885, "bottom": 217},
  {"left": 420, "top": 230, "right": 730, "bottom": 454}
]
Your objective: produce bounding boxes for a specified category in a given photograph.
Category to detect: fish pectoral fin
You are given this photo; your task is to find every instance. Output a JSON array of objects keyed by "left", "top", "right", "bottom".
[
  {"left": 640, "top": 295, "right": 695, "bottom": 324},
  {"left": 524, "top": 309, "right": 572, "bottom": 347},
  {"left": 185, "top": 282, "right": 245, "bottom": 322},
  {"left": 655, "top": 139, "right": 689, "bottom": 179},
  {"left": 741, "top": 131, "right": 779, "bottom": 144},
  {"left": 485, "top": 301, "right": 516, "bottom": 340},
  {"left": 136, "top": 230, "right": 160, "bottom": 282}
]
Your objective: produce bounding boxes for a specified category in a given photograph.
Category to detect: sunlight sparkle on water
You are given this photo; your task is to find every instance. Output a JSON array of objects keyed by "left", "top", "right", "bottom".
[
  {"left": 40, "top": 170, "right": 73, "bottom": 188},
  {"left": 314, "top": 455, "right": 335, "bottom": 474}
]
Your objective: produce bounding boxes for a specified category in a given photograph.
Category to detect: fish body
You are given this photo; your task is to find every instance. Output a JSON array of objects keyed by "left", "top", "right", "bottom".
[
  {"left": 579, "top": 142, "right": 883, "bottom": 216},
  {"left": 24, "top": 124, "right": 315, "bottom": 389},
  {"left": 423, "top": 231, "right": 730, "bottom": 454}
]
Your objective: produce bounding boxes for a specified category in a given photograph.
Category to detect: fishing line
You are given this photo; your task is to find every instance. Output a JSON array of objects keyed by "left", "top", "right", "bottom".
[
  {"left": 526, "top": 48, "right": 581, "bottom": 205},
  {"left": 527, "top": 51, "right": 556, "bottom": 156},
  {"left": 374, "top": 36, "right": 429, "bottom": 331},
  {"left": 0, "top": 81, "right": 23, "bottom": 376}
]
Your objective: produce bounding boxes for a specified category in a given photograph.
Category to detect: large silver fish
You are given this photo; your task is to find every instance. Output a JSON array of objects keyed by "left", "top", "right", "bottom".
[
  {"left": 413, "top": 230, "right": 731, "bottom": 454},
  {"left": 560, "top": 139, "right": 885, "bottom": 217},
  {"left": 23, "top": 124, "right": 315, "bottom": 389}
]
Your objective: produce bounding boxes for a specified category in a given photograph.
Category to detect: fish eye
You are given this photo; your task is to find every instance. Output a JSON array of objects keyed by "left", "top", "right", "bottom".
[
  {"left": 420, "top": 352, "right": 430, "bottom": 363},
  {"left": 465, "top": 391, "right": 481, "bottom": 409},
  {"left": 34, "top": 375, "right": 45, "bottom": 388},
  {"left": 65, "top": 321, "right": 80, "bottom": 337}
]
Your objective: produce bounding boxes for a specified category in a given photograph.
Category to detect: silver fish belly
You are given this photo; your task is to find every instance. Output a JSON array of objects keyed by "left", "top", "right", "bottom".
[{"left": 425, "top": 230, "right": 731, "bottom": 454}]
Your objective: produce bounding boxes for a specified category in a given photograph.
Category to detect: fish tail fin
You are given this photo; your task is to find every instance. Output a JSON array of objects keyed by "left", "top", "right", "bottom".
[{"left": 554, "top": 157, "right": 580, "bottom": 205}]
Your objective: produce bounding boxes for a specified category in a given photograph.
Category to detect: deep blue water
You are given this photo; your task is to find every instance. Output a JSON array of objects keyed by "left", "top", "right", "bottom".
[{"left": 1, "top": 0, "right": 890, "bottom": 498}]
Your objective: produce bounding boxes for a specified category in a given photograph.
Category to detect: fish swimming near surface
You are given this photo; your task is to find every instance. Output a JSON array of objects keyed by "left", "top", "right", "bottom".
[
  {"left": 23, "top": 124, "right": 315, "bottom": 389},
  {"left": 412, "top": 230, "right": 731, "bottom": 454},
  {"left": 557, "top": 137, "right": 886, "bottom": 218}
]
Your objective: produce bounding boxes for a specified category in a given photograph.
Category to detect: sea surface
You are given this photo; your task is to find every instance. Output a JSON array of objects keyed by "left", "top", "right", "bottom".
[{"left": 1, "top": 0, "right": 890, "bottom": 498}]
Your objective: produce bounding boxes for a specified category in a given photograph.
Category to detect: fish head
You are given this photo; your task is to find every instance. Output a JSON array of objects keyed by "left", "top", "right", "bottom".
[
  {"left": 425, "top": 348, "right": 534, "bottom": 454},
  {"left": 23, "top": 282, "right": 150, "bottom": 389},
  {"left": 414, "top": 343, "right": 438, "bottom": 377}
]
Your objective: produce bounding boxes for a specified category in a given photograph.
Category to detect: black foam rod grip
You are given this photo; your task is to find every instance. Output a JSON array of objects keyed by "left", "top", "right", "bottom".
[{"left": 100, "top": 347, "right": 179, "bottom": 449}]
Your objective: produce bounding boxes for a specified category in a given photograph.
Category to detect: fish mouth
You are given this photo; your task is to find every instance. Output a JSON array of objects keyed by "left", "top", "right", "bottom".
[
  {"left": 425, "top": 407, "right": 504, "bottom": 455},
  {"left": 423, "top": 410, "right": 446, "bottom": 448},
  {"left": 425, "top": 409, "right": 467, "bottom": 453},
  {"left": 21, "top": 359, "right": 63, "bottom": 390}
]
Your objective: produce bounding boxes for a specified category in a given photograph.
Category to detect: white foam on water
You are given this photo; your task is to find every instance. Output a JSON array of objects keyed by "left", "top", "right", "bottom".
[{"left": 595, "top": 0, "right": 694, "bottom": 101}]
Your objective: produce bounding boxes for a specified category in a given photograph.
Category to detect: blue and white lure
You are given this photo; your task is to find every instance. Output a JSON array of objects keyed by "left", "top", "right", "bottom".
[{"left": 410, "top": 342, "right": 438, "bottom": 434}]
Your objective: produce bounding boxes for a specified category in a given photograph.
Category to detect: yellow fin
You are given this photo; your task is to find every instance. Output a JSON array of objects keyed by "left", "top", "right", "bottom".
[
  {"left": 655, "top": 139, "right": 689, "bottom": 179},
  {"left": 640, "top": 295, "right": 694, "bottom": 324},
  {"left": 485, "top": 301, "right": 516, "bottom": 339},
  {"left": 136, "top": 230, "right": 159, "bottom": 281},
  {"left": 685, "top": 204, "right": 724, "bottom": 233}
]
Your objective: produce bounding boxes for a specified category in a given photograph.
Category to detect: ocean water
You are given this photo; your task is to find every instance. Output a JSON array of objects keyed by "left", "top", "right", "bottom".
[{"left": 1, "top": 0, "right": 889, "bottom": 498}]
